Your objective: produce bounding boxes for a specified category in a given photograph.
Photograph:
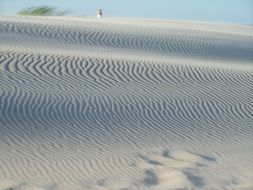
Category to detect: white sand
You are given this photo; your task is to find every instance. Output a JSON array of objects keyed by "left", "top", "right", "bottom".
[{"left": 0, "top": 15, "right": 253, "bottom": 190}]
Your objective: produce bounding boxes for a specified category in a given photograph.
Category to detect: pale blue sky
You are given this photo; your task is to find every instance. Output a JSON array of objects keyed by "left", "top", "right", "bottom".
[{"left": 0, "top": 0, "right": 252, "bottom": 24}]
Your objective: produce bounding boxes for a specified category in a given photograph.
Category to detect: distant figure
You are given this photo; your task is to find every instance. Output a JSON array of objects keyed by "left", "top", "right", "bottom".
[{"left": 96, "top": 9, "right": 102, "bottom": 19}]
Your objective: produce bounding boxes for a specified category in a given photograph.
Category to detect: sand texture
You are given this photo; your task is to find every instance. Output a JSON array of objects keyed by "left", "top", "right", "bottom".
[{"left": 0, "top": 16, "right": 253, "bottom": 190}]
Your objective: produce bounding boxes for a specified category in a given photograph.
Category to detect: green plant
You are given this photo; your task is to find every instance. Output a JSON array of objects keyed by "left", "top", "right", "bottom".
[{"left": 18, "top": 6, "right": 69, "bottom": 16}]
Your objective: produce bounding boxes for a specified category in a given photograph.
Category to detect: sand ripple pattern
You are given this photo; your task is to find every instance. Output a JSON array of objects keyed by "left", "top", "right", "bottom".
[
  {"left": 0, "top": 16, "right": 253, "bottom": 189},
  {"left": 1, "top": 16, "right": 253, "bottom": 61}
]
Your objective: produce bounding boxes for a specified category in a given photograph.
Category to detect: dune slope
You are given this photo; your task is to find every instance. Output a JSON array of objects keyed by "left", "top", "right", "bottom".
[{"left": 0, "top": 16, "right": 253, "bottom": 190}]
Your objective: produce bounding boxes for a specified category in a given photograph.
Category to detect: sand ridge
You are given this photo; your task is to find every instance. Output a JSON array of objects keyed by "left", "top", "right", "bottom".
[{"left": 0, "top": 15, "right": 253, "bottom": 189}]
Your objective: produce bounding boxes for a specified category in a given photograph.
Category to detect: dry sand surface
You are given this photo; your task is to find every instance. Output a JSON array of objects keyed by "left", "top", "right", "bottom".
[{"left": 0, "top": 15, "right": 253, "bottom": 190}]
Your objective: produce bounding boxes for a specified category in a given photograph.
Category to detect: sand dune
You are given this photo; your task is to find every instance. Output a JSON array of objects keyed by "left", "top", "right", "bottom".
[{"left": 0, "top": 15, "right": 253, "bottom": 190}]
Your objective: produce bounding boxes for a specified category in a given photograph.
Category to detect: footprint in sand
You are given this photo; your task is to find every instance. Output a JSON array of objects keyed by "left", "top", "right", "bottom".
[{"left": 138, "top": 148, "right": 216, "bottom": 189}]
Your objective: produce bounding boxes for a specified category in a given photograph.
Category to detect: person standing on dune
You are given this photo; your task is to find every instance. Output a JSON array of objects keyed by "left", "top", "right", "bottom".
[{"left": 97, "top": 9, "right": 102, "bottom": 19}]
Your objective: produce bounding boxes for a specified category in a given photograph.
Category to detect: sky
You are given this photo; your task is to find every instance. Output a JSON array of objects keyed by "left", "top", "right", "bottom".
[{"left": 0, "top": 0, "right": 252, "bottom": 24}]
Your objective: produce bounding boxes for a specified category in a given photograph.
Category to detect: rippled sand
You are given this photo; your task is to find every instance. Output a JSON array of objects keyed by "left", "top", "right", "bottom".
[{"left": 0, "top": 16, "right": 253, "bottom": 190}]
